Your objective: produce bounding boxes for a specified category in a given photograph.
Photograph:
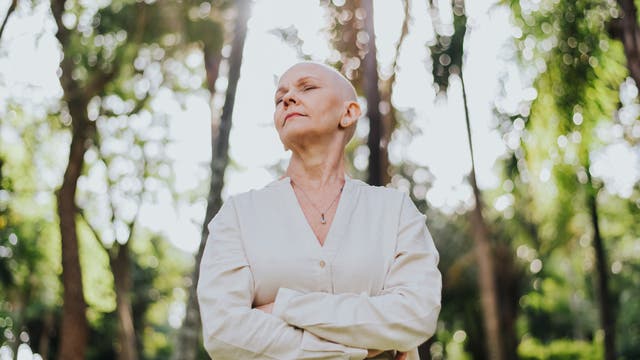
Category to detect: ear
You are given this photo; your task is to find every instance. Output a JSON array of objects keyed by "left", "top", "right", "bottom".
[{"left": 339, "top": 100, "right": 361, "bottom": 128}]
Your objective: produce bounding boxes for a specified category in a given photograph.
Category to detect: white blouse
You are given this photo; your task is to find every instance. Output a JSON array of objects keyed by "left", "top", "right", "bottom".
[{"left": 197, "top": 174, "right": 442, "bottom": 360}]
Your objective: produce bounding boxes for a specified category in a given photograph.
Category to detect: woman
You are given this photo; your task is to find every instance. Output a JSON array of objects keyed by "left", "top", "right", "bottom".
[{"left": 197, "top": 62, "right": 442, "bottom": 359}]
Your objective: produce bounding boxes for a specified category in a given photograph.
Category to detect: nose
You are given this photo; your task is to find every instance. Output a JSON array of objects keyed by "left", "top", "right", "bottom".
[{"left": 282, "top": 90, "right": 297, "bottom": 107}]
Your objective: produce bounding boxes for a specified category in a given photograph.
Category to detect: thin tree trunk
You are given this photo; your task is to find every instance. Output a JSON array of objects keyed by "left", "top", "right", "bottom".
[
  {"left": 418, "top": 337, "right": 434, "bottom": 360},
  {"left": 586, "top": 168, "right": 616, "bottom": 360},
  {"left": 174, "top": 1, "right": 250, "bottom": 359},
  {"left": 379, "top": 0, "right": 410, "bottom": 186},
  {"left": 173, "top": 51, "right": 222, "bottom": 360},
  {"left": 460, "top": 71, "right": 505, "bottom": 360},
  {"left": 362, "top": 0, "right": 384, "bottom": 186},
  {"left": 111, "top": 244, "right": 138, "bottom": 360},
  {"left": 611, "top": 0, "right": 640, "bottom": 86},
  {"left": 55, "top": 108, "right": 92, "bottom": 360},
  {"left": 0, "top": 0, "right": 17, "bottom": 41},
  {"left": 79, "top": 183, "right": 142, "bottom": 360},
  {"left": 51, "top": 2, "right": 90, "bottom": 357},
  {"left": 38, "top": 312, "right": 54, "bottom": 360},
  {"left": 494, "top": 243, "right": 520, "bottom": 360},
  {"left": 51, "top": 0, "right": 145, "bottom": 357}
]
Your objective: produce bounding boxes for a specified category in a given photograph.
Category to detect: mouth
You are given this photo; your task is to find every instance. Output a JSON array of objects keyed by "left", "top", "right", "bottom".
[{"left": 284, "top": 112, "right": 305, "bottom": 125}]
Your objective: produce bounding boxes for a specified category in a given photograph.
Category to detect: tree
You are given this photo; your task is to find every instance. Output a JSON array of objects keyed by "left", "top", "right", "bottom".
[
  {"left": 321, "top": 0, "right": 404, "bottom": 185},
  {"left": 78, "top": 112, "right": 168, "bottom": 360},
  {"left": 51, "top": 0, "right": 101, "bottom": 355},
  {"left": 428, "top": 1, "right": 507, "bottom": 358},
  {"left": 0, "top": 103, "right": 77, "bottom": 358},
  {"left": 506, "top": 0, "right": 628, "bottom": 358},
  {"left": 360, "top": 0, "right": 384, "bottom": 186},
  {"left": 175, "top": 1, "right": 251, "bottom": 358},
  {"left": 609, "top": 0, "right": 640, "bottom": 87},
  {"left": 49, "top": 1, "right": 180, "bottom": 357}
]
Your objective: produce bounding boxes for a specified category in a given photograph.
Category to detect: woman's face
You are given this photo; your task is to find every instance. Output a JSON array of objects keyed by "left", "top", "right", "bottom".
[{"left": 273, "top": 64, "right": 347, "bottom": 150}]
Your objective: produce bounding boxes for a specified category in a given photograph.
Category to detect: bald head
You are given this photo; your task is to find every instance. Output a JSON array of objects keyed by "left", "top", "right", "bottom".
[
  {"left": 274, "top": 61, "right": 361, "bottom": 147},
  {"left": 281, "top": 61, "right": 357, "bottom": 102}
]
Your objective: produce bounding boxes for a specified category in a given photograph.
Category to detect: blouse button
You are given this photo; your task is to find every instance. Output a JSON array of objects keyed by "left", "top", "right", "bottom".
[{"left": 319, "top": 260, "right": 326, "bottom": 268}]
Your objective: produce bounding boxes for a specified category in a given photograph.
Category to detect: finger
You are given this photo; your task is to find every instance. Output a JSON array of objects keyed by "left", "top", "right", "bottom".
[{"left": 394, "top": 351, "right": 407, "bottom": 360}]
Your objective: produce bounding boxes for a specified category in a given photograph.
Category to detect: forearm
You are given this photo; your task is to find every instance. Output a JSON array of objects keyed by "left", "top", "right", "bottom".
[
  {"left": 200, "top": 305, "right": 368, "bottom": 360},
  {"left": 272, "top": 286, "right": 440, "bottom": 351}
]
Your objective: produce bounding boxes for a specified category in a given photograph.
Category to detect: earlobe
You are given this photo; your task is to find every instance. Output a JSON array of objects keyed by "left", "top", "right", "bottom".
[{"left": 342, "top": 102, "right": 361, "bottom": 127}]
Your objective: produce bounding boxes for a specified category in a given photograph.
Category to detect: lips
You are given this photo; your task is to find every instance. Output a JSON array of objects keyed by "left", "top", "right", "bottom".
[{"left": 284, "top": 112, "right": 305, "bottom": 124}]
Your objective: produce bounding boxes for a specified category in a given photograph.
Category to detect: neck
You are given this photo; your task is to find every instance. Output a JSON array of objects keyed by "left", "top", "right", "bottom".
[{"left": 284, "top": 138, "right": 346, "bottom": 190}]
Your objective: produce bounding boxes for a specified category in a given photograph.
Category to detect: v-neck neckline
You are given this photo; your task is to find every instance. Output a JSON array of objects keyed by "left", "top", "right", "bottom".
[{"left": 282, "top": 174, "right": 353, "bottom": 251}]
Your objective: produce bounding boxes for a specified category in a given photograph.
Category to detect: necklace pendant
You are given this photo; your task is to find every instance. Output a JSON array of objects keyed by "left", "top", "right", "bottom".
[{"left": 320, "top": 213, "right": 326, "bottom": 224}]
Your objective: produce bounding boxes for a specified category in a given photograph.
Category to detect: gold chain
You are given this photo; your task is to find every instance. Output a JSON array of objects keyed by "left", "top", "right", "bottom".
[{"left": 291, "top": 180, "right": 344, "bottom": 224}]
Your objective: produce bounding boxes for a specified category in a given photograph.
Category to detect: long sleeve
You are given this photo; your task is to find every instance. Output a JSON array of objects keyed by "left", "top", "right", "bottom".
[
  {"left": 271, "top": 192, "right": 442, "bottom": 352},
  {"left": 197, "top": 196, "right": 369, "bottom": 360}
]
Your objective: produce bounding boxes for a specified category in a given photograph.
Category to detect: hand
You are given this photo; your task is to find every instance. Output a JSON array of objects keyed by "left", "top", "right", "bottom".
[
  {"left": 253, "top": 302, "right": 274, "bottom": 314},
  {"left": 366, "top": 349, "right": 384, "bottom": 358},
  {"left": 366, "top": 349, "right": 407, "bottom": 359}
]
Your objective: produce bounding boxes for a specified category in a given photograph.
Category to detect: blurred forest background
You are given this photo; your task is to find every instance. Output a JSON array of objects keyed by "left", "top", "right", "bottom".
[{"left": 0, "top": 0, "right": 639, "bottom": 359}]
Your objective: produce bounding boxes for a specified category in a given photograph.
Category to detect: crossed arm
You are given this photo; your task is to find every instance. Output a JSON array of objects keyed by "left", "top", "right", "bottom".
[
  {"left": 197, "top": 194, "right": 441, "bottom": 359},
  {"left": 253, "top": 303, "right": 407, "bottom": 359}
]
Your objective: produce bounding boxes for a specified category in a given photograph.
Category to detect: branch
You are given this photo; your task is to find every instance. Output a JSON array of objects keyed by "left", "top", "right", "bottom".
[
  {"left": 78, "top": 208, "right": 108, "bottom": 252},
  {"left": 99, "top": 77, "right": 152, "bottom": 118},
  {"left": 0, "top": 0, "right": 17, "bottom": 41},
  {"left": 382, "top": 0, "right": 410, "bottom": 132},
  {"left": 122, "top": 148, "right": 148, "bottom": 245},
  {"left": 387, "top": 0, "right": 411, "bottom": 98}
]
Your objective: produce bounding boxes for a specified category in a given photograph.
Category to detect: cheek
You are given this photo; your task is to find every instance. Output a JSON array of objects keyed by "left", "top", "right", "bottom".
[
  {"left": 320, "top": 99, "right": 343, "bottom": 123},
  {"left": 309, "top": 96, "right": 339, "bottom": 119},
  {"left": 273, "top": 109, "right": 283, "bottom": 126}
]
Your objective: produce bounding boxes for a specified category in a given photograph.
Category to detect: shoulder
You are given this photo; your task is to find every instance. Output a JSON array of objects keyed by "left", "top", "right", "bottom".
[
  {"left": 351, "top": 179, "right": 425, "bottom": 221},
  {"left": 224, "top": 177, "right": 289, "bottom": 209},
  {"left": 350, "top": 177, "right": 407, "bottom": 203}
]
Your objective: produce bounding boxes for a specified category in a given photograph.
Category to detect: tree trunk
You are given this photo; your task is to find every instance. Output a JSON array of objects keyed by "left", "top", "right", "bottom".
[
  {"left": 37, "top": 312, "right": 54, "bottom": 360},
  {"left": 494, "top": 243, "right": 521, "bottom": 360},
  {"left": 173, "top": 1, "right": 250, "bottom": 359},
  {"left": 362, "top": 0, "right": 384, "bottom": 186},
  {"left": 611, "top": 0, "right": 640, "bottom": 86},
  {"left": 378, "top": 0, "right": 410, "bottom": 186},
  {"left": 55, "top": 106, "right": 92, "bottom": 360},
  {"left": 586, "top": 169, "right": 616, "bottom": 360},
  {"left": 418, "top": 337, "right": 434, "bottom": 360},
  {"left": 173, "top": 51, "right": 222, "bottom": 360},
  {"left": 111, "top": 244, "right": 138, "bottom": 360},
  {"left": 460, "top": 71, "right": 505, "bottom": 360},
  {"left": 51, "top": 0, "right": 95, "bottom": 357}
]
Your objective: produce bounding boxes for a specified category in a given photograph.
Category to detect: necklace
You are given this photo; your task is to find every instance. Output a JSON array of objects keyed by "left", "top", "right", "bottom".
[{"left": 291, "top": 179, "right": 344, "bottom": 224}]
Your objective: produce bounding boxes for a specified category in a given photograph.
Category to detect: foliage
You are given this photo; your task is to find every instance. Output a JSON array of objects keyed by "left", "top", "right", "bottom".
[
  {"left": 1, "top": 0, "right": 639, "bottom": 359},
  {"left": 503, "top": 0, "right": 639, "bottom": 357},
  {"left": 518, "top": 337, "right": 603, "bottom": 360}
]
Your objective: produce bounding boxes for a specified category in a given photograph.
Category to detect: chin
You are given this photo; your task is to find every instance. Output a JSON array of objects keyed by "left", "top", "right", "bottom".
[
  {"left": 280, "top": 126, "right": 322, "bottom": 145},
  {"left": 281, "top": 122, "right": 310, "bottom": 136}
]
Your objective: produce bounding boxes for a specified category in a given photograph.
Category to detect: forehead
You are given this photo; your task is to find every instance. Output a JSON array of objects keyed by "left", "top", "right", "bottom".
[{"left": 277, "top": 64, "right": 332, "bottom": 85}]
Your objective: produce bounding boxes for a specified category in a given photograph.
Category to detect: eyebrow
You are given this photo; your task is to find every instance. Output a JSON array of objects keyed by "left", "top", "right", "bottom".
[{"left": 275, "top": 76, "right": 321, "bottom": 99}]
